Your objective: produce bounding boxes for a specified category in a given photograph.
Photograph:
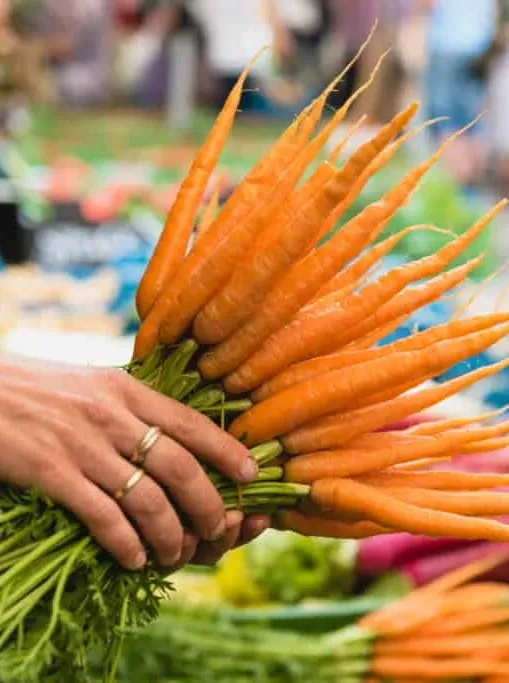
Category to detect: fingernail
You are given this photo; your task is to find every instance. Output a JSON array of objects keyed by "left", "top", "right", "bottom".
[
  {"left": 239, "top": 457, "right": 258, "bottom": 483},
  {"left": 209, "top": 519, "right": 226, "bottom": 541},
  {"left": 131, "top": 551, "right": 147, "bottom": 570},
  {"left": 226, "top": 510, "right": 243, "bottom": 529}
]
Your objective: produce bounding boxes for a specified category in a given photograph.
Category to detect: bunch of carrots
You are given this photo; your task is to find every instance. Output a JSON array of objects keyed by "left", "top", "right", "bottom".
[
  {"left": 130, "top": 36, "right": 509, "bottom": 545},
  {"left": 8, "top": 32, "right": 509, "bottom": 682},
  {"left": 361, "top": 555, "right": 509, "bottom": 682}
]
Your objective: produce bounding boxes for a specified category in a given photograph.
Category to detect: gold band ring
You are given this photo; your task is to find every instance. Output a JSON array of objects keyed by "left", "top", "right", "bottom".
[
  {"left": 131, "top": 426, "right": 162, "bottom": 466},
  {"left": 114, "top": 468, "right": 145, "bottom": 502}
]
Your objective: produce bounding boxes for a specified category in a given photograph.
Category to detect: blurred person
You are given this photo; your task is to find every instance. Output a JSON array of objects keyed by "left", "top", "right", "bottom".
[
  {"left": 12, "top": 0, "right": 112, "bottom": 106},
  {"left": 488, "top": 0, "right": 509, "bottom": 191},
  {"left": 423, "top": 0, "right": 498, "bottom": 186},
  {"left": 326, "top": 0, "right": 408, "bottom": 122},
  {"left": 188, "top": 0, "right": 273, "bottom": 111},
  {"left": 263, "top": 0, "right": 330, "bottom": 81},
  {"left": 0, "top": 0, "right": 55, "bottom": 105}
]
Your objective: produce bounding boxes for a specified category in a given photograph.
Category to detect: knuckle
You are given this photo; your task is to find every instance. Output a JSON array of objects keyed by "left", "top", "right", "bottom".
[
  {"left": 172, "top": 408, "right": 202, "bottom": 441},
  {"left": 97, "top": 368, "right": 128, "bottom": 398},
  {"left": 82, "top": 396, "right": 118, "bottom": 429}
]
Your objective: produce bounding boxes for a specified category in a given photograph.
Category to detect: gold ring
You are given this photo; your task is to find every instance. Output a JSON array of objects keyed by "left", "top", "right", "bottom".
[
  {"left": 114, "top": 469, "right": 145, "bottom": 502},
  {"left": 131, "top": 426, "right": 162, "bottom": 466}
]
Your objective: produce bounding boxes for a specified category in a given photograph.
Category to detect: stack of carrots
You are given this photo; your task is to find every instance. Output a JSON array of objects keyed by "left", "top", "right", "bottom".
[
  {"left": 130, "top": 33, "right": 509, "bottom": 545},
  {"left": 360, "top": 555, "right": 509, "bottom": 682}
]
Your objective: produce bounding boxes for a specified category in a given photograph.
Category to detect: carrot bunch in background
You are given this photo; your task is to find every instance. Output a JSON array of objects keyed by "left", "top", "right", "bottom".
[
  {"left": 128, "top": 35, "right": 509, "bottom": 544},
  {"left": 360, "top": 556, "right": 509, "bottom": 682},
  {"left": 103, "top": 555, "right": 509, "bottom": 683}
]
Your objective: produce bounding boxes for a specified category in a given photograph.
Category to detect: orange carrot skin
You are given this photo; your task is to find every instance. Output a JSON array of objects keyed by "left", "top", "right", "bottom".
[
  {"left": 253, "top": 313, "right": 509, "bottom": 402},
  {"left": 310, "top": 478, "right": 509, "bottom": 542},
  {"left": 278, "top": 509, "right": 392, "bottom": 538},
  {"left": 286, "top": 421, "right": 509, "bottom": 481},
  {"left": 229, "top": 323, "right": 509, "bottom": 446},
  {"left": 372, "top": 656, "right": 509, "bottom": 679},
  {"left": 221, "top": 245, "right": 483, "bottom": 394},
  {"left": 135, "top": 53, "right": 262, "bottom": 321},
  {"left": 283, "top": 357, "right": 509, "bottom": 453},
  {"left": 152, "top": 60, "right": 386, "bottom": 354},
  {"left": 380, "top": 486, "right": 509, "bottom": 517},
  {"left": 193, "top": 102, "right": 418, "bottom": 345},
  {"left": 133, "top": 133, "right": 305, "bottom": 358},
  {"left": 358, "top": 469, "right": 509, "bottom": 491}
]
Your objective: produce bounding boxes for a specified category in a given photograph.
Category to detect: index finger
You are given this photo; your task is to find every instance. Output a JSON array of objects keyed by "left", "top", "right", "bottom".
[{"left": 122, "top": 376, "right": 258, "bottom": 483}]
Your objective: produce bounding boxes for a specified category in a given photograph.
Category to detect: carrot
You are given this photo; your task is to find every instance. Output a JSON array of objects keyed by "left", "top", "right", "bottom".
[
  {"left": 336, "top": 253, "right": 485, "bottom": 354},
  {"left": 310, "top": 478, "right": 509, "bottom": 542},
  {"left": 380, "top": 486, "right": 509, "bottom": 517},
  {"left": 361, "top": 555, "right": 508, "bottom": 634},
  {"left": 345, "top": 312, "right": 409, "bottom": 351},
  {"left": 417, "top": 607, "right": 509, "bottom": 635},
  {"left": 229, "top": 323, "right": 509, "bottom": 446},
  {"left": 200, "top": 123, "right": 489, "bottom": 381},
  {"left": 222, "top": 209, "right": 494, "bottom": 394},
  {"left": 410, "top": 407, "right": 505, "bottom": 435},
  {"left": 375, "top": 632, "right": 509, "bottom": 657},
  {"left": 357, "top": 469, "right": 509, "bottom": 491},
  {"left": 285, "top": 421, "right": 509, "bottom": 481},
  {"left": 145, "top": 54, "right": 386, "bottom": 355},
  {"left": 310, "top": 116, "right": 447, "bottom": 248},
  {"left": 459, "top": 436, "right": 509, "bottom": 453},
  {"left": 254, "top": 313, "right": 509, "bottom": 402},
  {"left": 135, "top": 49, "right": 265, "bottom": 321},
  {"left": 195, "top": 178, "right": 221, "bottom": 241},
  {"left": 278, "top": 510, "right": 392, "bottom": 538},
  {"left": 193, "top": 101, "right": 418, "bottom": 345},
  {"left": 293, "top": 115, "right": 368, "bottom": 206},
  {"left": 310, "top": 224, "right": 447, "bottom": 304},
  {"left": 283, "top": 358, "right": 509, "bottom": 453},
  {"left": 371, "top": 656, "right": 509, "bottom": 679}
]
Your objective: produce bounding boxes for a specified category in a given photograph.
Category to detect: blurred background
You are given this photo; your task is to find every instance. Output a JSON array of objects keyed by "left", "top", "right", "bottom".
[{"left": 1, "top": 0, "right": 509, "bottom": 396}]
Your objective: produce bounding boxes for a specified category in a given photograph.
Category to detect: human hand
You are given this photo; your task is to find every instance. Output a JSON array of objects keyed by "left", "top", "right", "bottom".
[{"left": 0, "top": 357, "right": 268, "bottom": 571}]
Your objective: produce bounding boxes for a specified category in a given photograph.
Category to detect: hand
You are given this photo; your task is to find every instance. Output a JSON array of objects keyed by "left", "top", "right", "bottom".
[{"left": 0, "top": 357, "right": 268, "bottom": 570}]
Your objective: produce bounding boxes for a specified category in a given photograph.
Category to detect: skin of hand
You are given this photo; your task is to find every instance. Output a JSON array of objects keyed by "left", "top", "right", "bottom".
[{"left": 0, "top": 356, "right": 270, "bottom": 571}]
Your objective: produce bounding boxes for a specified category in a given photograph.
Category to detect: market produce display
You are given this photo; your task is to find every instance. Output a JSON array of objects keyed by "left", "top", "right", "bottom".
[
  {"left": 4, "top": 41, "right": 509, "bottom": 682},
  {"left": 96, "top": 556, "right": 509, "bottom": 682}
]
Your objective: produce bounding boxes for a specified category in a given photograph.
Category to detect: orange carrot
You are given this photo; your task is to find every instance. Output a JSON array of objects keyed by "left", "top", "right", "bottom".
[
  {"left": 195, "top": 178, "right": 221, "bottom": 241},
  {"left": 253, "top": 313, "right": 509, "bottom": 401},
  {"left": 193, "top": 102, "right": 418, "bottom": 345},
  {"left": 459, "top": 436, "right": 509, "bottom": 453},
  {"left": 293, "top": 115, "right": 368, "bottom": 205},
  {"left": 310, "top": 117, "right": 447, "bottom": 248},
  {"left": 283, "top": 358, "right": 509, "bottom": 453},
  {"left": 200, "top": 124, "right": 491, "bottom": 380},
  {"left": 346, "top": 312, "right": 409, "bottom": 351},
  {"left": 278, "top": 509, "right": 392, "bottom": 538},
  {"left": 417, "top": 607, "right": 509, "bottom": 635},
  {"left": 380, "top": 486, "right": 509, "bottom": 517},
  {"left": 285, "top": 421, "right": 509, "bottom": 481},
  {"left": 375, "top": 632, "right": 509, "bottom": 657},
  {"left": 357, "top": 469, "right": 509, "bottom": 491},
  {"left": 310, "top": 224, "right": 442, "bottom": 303},
  {"left": 371, "top": 656, "right": 509, "bottom": 679},
  {"left": 143, "top": 56, "right": 385, "bottom": 356},
  {"left": 135, "top": 50, "right": 265, "bottom": 321},
  {"left": 221, "top": 224, "right": 491, "bottom": 394},
  {"left": 410, "top": 408, "right": 505, "bottom": 435},
  {"left": 310, "top": 478, "right": 509, "bottom": 542},
  {"left": 229, "top": 323, "right": 509, "bottom": 446}
]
